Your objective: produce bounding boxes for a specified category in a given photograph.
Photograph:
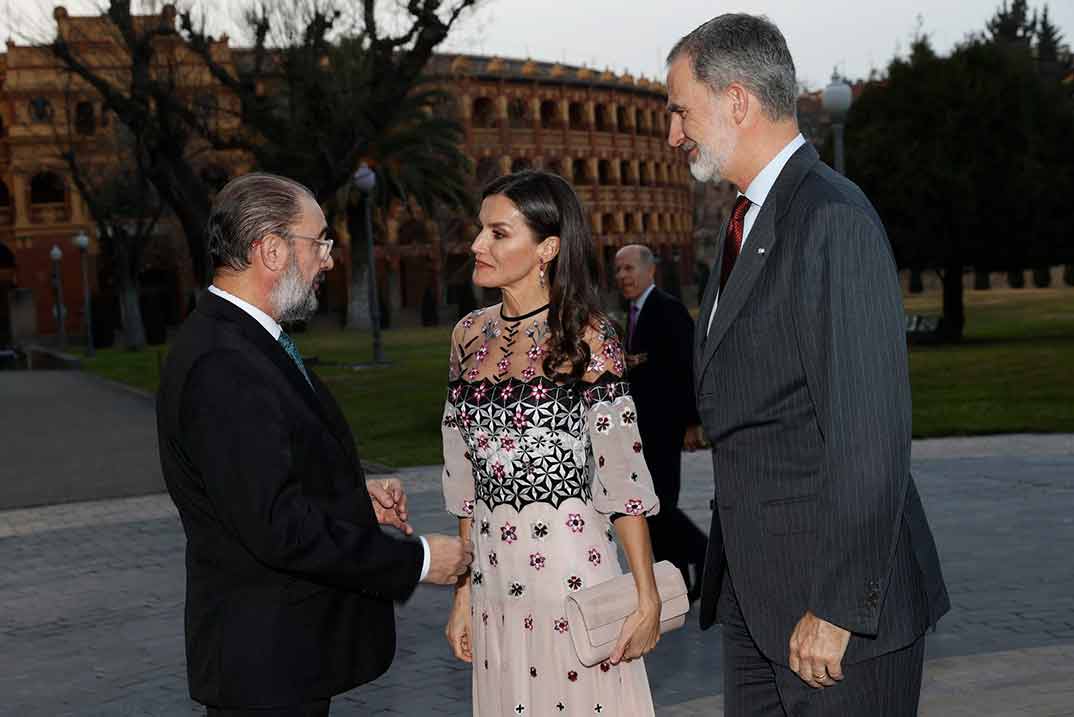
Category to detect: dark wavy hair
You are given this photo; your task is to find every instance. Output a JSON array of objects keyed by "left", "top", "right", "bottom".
[{"left": 482, "top": 170, "right": 604, "bottom": 380}]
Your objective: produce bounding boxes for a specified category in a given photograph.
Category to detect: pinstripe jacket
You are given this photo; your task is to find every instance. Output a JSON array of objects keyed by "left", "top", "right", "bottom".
[{"left": 694, "top": 142, "right": 949, "bottom": 666}]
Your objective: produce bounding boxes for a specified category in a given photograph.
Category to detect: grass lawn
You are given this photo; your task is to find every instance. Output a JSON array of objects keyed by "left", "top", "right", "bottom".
[
  {"left": 83, "top": 287, "right": 1074, "bottom": 467},
  {"left": 904, "top": 287, "right": 1074, "bottom": 438}
]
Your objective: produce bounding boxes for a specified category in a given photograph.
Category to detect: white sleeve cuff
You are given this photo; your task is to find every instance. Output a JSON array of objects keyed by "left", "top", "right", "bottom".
[{"left": 418, "top": 535, "right": 431, "bottom": 582}]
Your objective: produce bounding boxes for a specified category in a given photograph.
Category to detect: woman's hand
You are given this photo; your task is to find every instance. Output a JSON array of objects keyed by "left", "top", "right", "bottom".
[
  {"left": 609, "top": 598, "right": 661, "bottom": 665},
  {"left": 444, "top": 587, "right": 473, "bottom": 663}
]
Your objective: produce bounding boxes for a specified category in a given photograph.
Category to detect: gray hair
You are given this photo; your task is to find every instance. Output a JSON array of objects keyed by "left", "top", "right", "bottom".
[
  {"left": 207, "top": 172, "right": 314, "bottom": 271},
  {"left": 618, "top": 244, "right": 656, "bottom": 267},
  {"left": 667, "top": 13, "right": 798, "bottom": 122}
]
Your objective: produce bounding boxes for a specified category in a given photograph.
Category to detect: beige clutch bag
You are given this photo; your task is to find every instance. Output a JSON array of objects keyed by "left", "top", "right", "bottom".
[{"left": 564, "top": 560, "right": 689, "bottom": 667}]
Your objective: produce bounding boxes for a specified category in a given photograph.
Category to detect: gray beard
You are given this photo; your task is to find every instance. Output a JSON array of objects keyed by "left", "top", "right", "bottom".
[{"left": 271, "top": 253, "right": 319, "bottom": 323}]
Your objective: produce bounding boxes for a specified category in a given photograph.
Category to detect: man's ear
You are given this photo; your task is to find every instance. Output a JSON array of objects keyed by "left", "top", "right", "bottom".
[
  {"left": 727, "top": 83, "right": 750, "bottom": 126},
  {"left": 540, "top": 236, "right": 561, "bottom": 263},
  {"left": 256, "top": 233, "right": 288, "bottom": 273}
]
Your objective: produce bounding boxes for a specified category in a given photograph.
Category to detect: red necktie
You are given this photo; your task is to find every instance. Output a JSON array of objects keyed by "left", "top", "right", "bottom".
[{"left": 719, "top": 195, "right": 752, "bottom": 293}]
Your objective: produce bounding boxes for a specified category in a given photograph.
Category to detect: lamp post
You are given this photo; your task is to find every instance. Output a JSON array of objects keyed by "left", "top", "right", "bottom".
[
  {"left": 49, "top": 244, "right": 66, "bottom": 348},
  {"left": 352, "top": 163, "right": 385, "bottom": 364},
  {"left": 73, "top": 230, "right": 94, "bottom": 357},
  {"left": 822, "top": 70, "right": 853, "bottom": 175}
]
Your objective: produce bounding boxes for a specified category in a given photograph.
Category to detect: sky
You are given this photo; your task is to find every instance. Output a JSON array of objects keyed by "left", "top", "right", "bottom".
[{"left": 6, "top": 0, "right": 1073, "bottom": 91}]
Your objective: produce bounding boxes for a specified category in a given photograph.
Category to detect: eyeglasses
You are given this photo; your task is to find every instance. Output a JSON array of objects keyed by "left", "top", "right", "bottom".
[{"left": 289, "top": 232, "right": 334, "bottom": 261}]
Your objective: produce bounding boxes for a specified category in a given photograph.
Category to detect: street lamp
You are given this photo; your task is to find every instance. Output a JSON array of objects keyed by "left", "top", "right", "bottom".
[
  {"left": 49, "top": 244, "right": 66, "bottom": 348},
  {"left": 822, "top": 70, "right": 853, "bottom": 175},
  {"left": 352, "top": 163, "right": 385, "bottom": 364},
  {"left": 73, "top": 230, "right": 94, "bottom": 357}
]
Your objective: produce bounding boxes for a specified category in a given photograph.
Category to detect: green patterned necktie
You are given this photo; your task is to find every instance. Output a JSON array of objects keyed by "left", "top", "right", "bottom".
[{"left": 277, "top": 331, "right": 313, "bottom": 388}]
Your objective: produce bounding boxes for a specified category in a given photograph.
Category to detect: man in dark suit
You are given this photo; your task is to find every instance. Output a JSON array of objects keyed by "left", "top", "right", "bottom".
[
  {"left": 614, "top": 244, "right": 708, "bottom": 599},
  {"left": 156, "top": 173, "right": 472, "bottom": 716},
  {"left": 665, "top": 15, "right": 949, "bottom": 716}
]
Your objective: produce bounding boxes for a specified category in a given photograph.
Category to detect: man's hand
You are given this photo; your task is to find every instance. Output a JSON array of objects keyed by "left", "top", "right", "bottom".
[
  {"left": 788, "top": 611, "right": 851, "bottom": 689},
  {"left": 367, "top": 478, "right": 412, "bottom": 535},
  {"left": 683, "top": 424, "right": 706, "bottom": 451},
  {"left": 422, "top": 534, "right": 474, "bottom": 585}
]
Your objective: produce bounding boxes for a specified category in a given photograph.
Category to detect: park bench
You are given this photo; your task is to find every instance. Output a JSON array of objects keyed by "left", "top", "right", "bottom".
[{"left": 905, "top": 314, "right": 943, "bottom": 346}]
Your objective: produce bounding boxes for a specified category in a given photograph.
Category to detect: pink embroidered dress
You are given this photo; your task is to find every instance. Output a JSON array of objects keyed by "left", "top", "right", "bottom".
[{"left": 441, "top": 304, "right": 660, "bottom": 717}]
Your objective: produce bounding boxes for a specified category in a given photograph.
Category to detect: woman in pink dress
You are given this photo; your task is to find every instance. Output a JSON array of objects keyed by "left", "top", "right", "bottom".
[{"left": 441, "top": 170, "right": 662, "bottom": 716}]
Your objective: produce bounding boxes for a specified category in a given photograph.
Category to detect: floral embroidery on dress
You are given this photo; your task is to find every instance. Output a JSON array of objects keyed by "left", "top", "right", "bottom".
[{"left": 440, "top": 310, "right": 658, "bottom": 716}]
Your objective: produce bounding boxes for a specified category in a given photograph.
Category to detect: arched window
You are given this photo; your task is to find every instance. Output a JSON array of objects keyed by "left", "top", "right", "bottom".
[
  {"left": 0, "top": 114, "right": 6, "bottom": 138},
  {"left": 620, "top": 160, "right": 634, "bottom": 185},
  {"left": 624, "top": 214, "right": 638, "bottom": 233},
  {"left": 544, "top": 157, "right": 563, "bottom": 176},
  {"left": 601, "top": 213, "right": 616, "bottom": 235},
  {"left": 0, "top": 179, "right": 10, "bottom": 208},
  {"left": 29, "top": 97, "right": 54, "bottom": 123},
  {"left": 639, "top": 163, "right": 652, "bottom": 187},
  {"left": 510, "top": 157, "right": 533, "bottom": 173},
  {"left": 598, "top": 159, "right": 614, "bottom": 185},
  {"left": 571, "top": 158, "right": 590, "bottom": 185},
  {"left": 472, "top": 98, "right": 496, "bottom": 129},
  {"left": 30, "top": 172, "right": 66, "bottom": 204},
  {"left": 75, "top": 101, "right": 96, "bottom": 135},
  {"left": 595, "top": 104, "right": 612, "bottom": 132},
  {"left": 540, "top": 100, "right": 559, "bottom": 129},
  {"left": 616, "top": 106, "right": 630, "bottom": 133},
  {"left": 507, "top": 98, "right": 529, "bottom": 129},
  {"left": 568, "top": 102, "right": 586, "bottom": 131}
]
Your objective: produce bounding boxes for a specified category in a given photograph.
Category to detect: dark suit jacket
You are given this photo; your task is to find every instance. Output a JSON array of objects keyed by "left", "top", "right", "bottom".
[
  {"left": 694, "top": 143, "right": 949, "bottom": 666},
  {"left": 626, "top": 287, "right": 700, "bottom": 500},
  {"left": 156, "top": 293, "right": 423, "bottom": 708}
]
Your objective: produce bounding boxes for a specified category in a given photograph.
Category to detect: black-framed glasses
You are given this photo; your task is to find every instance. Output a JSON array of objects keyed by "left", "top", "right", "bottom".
[{"left": 289, "top": 232, "right": 334, "bottom": 261}]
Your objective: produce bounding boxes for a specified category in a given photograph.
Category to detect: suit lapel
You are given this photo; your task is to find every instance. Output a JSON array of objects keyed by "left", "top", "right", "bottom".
[
  {"left": 199, "top": 295, "right": 350, "bottom": 450},
  {"left": 696, "top": 143, "right": 820, "bottom": 388},
  {"left": 695, "top": 215, "right": 730, "bottom": 379},
  {"left": 635, "top": 287, "right": 660, "bottom": 350}
]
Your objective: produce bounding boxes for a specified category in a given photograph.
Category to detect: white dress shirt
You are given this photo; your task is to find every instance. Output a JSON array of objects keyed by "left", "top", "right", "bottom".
[
  {"left": 208, "top": 284, "right": 431, "bottom": 581},
  {"left": 632, "top": 282, "right": 656, "bottom": 315},
  {"left": 706, "top": 133, "right": 807, "bottom": 336}
]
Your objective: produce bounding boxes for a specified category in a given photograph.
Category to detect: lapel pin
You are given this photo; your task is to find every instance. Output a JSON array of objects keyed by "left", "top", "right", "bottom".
[{"left": 757, "top": 247, "right": 767, "bottom": 254}]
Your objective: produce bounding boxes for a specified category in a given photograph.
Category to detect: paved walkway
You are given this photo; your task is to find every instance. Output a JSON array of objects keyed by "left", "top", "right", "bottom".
[{"left": 2, "top": 372, "right": 1073, "bottom": 715}]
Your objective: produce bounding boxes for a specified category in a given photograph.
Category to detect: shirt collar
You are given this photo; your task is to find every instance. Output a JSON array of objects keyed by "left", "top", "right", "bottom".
[
  {"left": 208, "top": 284, "right": 282, "bottom": 340},
  {"left": 741, "top": 133, "right": 807, "bottom": 209},
  {"left": 633, "top": 283, "right": 656, "bottom": 312}
]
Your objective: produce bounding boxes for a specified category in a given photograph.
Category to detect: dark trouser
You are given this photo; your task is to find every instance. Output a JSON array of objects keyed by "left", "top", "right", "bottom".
[
  {"left": 719, "top": 575, "right": 925, "bottom": 717},
  {"left": 207, "top": 700, "right": 330, "bottom": 717},
  {"left": 643, "top": 431, "right": 708, "bottom": 592}
]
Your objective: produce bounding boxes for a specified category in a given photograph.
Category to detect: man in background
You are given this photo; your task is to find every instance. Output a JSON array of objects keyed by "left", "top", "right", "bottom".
[{"left": 615, "top": 244, "right": 708, "bottom": 601}]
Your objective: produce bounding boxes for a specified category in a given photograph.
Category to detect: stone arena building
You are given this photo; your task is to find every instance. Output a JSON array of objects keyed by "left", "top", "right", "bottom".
[{"left": 0, "top": 7, "right": 692, "bottom": 342}]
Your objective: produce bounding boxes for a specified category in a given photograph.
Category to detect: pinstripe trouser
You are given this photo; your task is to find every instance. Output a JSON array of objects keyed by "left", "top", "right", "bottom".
[{"left": 719, "top": 574, "right": 925, "bottom": 717}]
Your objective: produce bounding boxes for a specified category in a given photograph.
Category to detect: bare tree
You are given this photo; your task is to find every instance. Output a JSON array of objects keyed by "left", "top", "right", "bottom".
[{"left": 54, "top": 78, "right": 168, "bottom": 350}]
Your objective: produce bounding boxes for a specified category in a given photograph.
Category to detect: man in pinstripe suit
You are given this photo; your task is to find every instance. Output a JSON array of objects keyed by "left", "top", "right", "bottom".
[{"left": 665, "top": 14, "right": 949, "bottom": 716}]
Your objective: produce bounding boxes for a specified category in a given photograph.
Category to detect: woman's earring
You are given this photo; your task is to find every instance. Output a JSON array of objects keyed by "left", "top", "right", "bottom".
[{"left": 538, "top": 260, "right": 546, "bottom": 289}]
